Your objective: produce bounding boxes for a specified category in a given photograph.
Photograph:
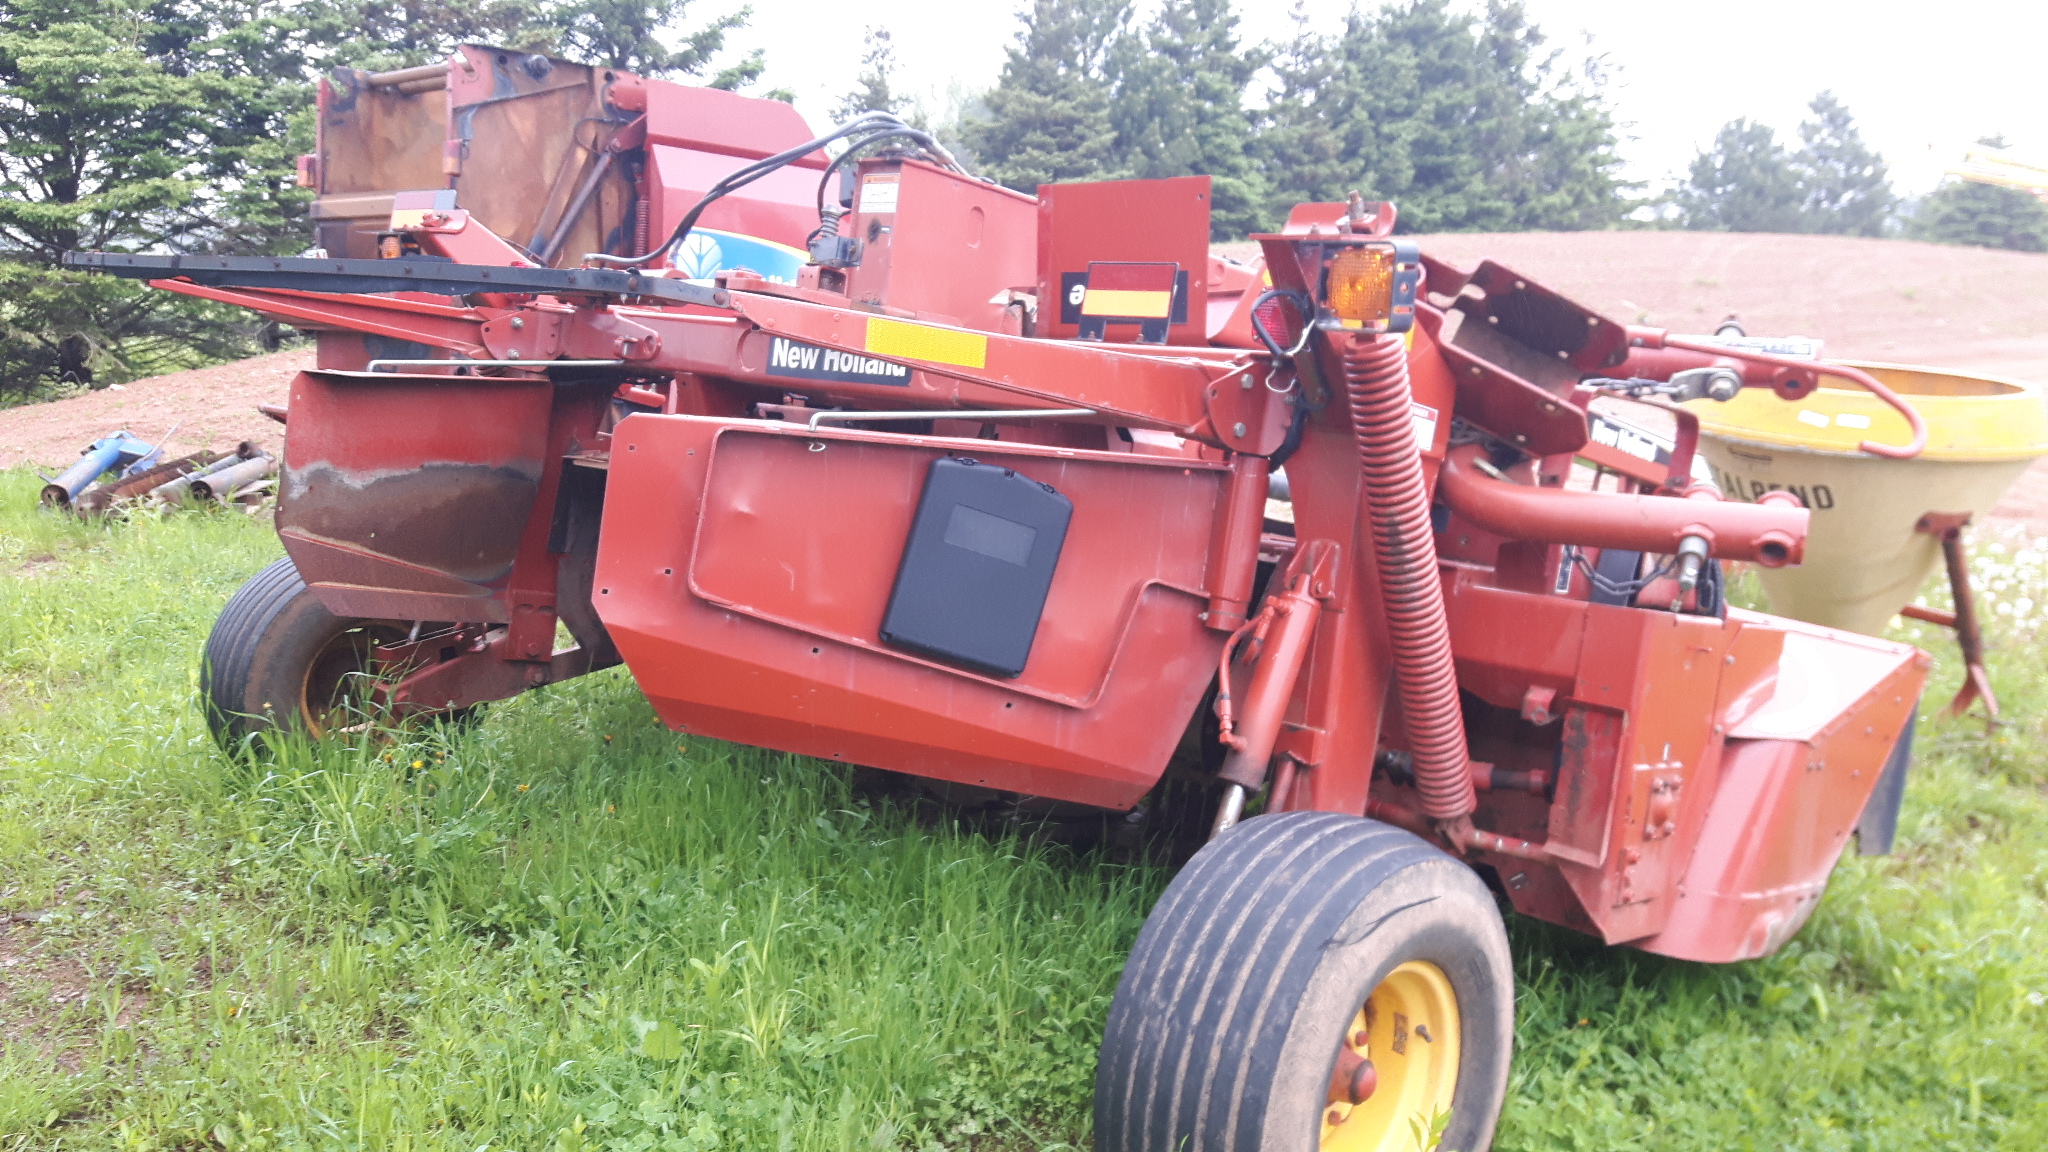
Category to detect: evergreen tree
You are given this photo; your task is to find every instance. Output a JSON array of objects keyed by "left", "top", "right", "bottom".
[
  {"left": 305, "top": 0, "right": 766, "bottom": 85},
  {"left": 1108, "top": 0, "right": 1265, "bottom": 238},
  {"left": 1677, "top": 93, "right": 1896, "bottom": 235},
  {"left": 293, "top": 0, "right": 551, "bottom": 71},
  {"left": 1253, "top": 8, "right": 1381, "bottom": 228},
  {"left": 1254, "top": 0, "right": 1627, "bottom": 233},
  {"left": 0, "top": 0, "right": 770, "bottom": 395},
  {"left": 831, "top": 27, "right": 912, "bottom": 124},
  {"left": 1791, "top": 91, "right": 1893, "bottom": 236},
  {"left": 0, "top": 0, "right": 312, "bottom": 393},
  {"left": 1913, "top": 139, "right": 2048, "bottom": 253},
  {"left": 1673, "top": 119, "right": 1804, "bottom": 232},
  {"left": 960, "top": 0, "right": 1130, "bottom": 192},
  {"left": 546, "top": 0, "right": 761, "bottom": 84}
]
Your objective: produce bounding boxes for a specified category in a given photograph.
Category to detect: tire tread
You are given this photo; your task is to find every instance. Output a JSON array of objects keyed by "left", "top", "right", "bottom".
[{"left": 1097, "top": 811, "right": 1508, "bottom": 1152}]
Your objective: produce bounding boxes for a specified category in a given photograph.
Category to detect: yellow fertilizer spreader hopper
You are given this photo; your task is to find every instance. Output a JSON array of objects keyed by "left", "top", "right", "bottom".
[{"left": 1692, "top": 361, "right": 2048, "bottom": 718}]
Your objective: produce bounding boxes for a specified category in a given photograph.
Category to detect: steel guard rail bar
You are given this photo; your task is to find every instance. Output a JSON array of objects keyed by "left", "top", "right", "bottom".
[
  {"left": 1624, "top": 327, "right": 1928, "bottom": 459},
  {"left": 1438, "top": 444, "right": 1809, "bottom": 565},
  {"left": 61, "top": 252, "right": 727, "bottom": 309}
]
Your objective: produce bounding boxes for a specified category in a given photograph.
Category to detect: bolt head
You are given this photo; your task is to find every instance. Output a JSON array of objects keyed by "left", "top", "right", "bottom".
[
  {"left": 1232, "top": 422, "right": 1247, "bottom": 437},
  {"left": 509, "top": 316, "right": 525, "bottom": 330},
  {"left": 1349, "top": 1059, "right": 1379, "bottom": 1103}
]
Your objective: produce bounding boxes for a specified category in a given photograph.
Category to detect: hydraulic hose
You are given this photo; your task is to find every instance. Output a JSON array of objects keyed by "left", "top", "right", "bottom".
[
  {"left": 584, "top": 112, "right": 923, "bottom": 270},
  {"left": 1342, "top": 333, "right": 1476, "bottom": 823}
]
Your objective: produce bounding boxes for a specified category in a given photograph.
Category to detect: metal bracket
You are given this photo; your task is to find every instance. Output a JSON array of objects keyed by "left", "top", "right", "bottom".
[
  {"left": 365, "top": 358, "right": 625, "bottom": 372},
  {"left": 804, "top": 407, "right": 1093, "bottom": 431}
]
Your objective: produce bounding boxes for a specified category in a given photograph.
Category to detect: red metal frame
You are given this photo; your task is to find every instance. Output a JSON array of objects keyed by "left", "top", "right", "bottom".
[{"left": 132, "top": 90, "right": 1933, "bottom": 967}]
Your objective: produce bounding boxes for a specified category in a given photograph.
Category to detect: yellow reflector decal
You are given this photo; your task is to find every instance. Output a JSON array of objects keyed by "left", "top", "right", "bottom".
[
  {"left": 1326, "top": 247, "right": 1395, "bottom": 328},
  {"left": 865, "top": 317, "right": 987, "bottom": 369},
  {"left": 1081, "top": 288, "right": 1174, "bottom": 319}
]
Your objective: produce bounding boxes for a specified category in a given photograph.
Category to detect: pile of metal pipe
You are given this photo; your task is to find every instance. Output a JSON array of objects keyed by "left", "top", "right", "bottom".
[
  {"left": 34, "top": 431, "right": 277, "bottom": 515},
  {"left": 189, "top": 453, "right": 276, "bottom": 502},
  {"left": 40, "top": 430, "right": 166, "bottom": 507}
]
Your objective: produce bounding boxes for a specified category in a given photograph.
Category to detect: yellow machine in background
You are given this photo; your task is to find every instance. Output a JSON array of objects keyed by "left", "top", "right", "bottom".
[
  {"left": 1695, "top": 364, "right": 2045, "bottom": 580},
  {"left": 1947, "top": 149, "right": 2048, "bottom": 199}
]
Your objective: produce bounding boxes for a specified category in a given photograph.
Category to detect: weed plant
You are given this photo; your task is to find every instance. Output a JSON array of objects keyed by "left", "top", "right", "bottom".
[{"left": 0, "top": 470, "right": 2042, "bottom": 1149}]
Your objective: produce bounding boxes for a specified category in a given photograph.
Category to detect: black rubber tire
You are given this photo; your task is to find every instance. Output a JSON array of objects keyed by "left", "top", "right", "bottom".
[
  {"left": 200, "top": 556, "right": 407, "bottom": 749},
  {"left": 1096, "top": 811, "right": 1514, "bottom": 1152}
]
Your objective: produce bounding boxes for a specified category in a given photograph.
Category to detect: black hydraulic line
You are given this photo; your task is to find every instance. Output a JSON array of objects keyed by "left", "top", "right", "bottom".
[
  {"left": 1251, "top": 288, "right": 1320, "bottom": 470},
  {"left": 812, "top": 125, "right": 961, "bottom": 214},
  {"left": 585, "top": 112, "right": 926, "bottom": 271}
]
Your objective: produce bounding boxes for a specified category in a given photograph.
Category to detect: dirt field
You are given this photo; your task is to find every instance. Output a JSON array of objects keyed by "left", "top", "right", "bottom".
[
  {"left": 0, "top": 348, "right": 307, "bottom": 471},
  {"left": 6, "top": 231, "right": 2047, "bottom": 519}
]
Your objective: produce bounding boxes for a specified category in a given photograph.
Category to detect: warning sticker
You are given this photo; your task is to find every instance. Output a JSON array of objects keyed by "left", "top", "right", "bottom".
[
  {"left": 858, "top": 175, "right": 901, "bottom": 214},
  {"left": 766, "top": 336, "right": 910, "bottom": 386},
  {"left": 865, "top": 316, "right": 988, "bottom": 369},
  {"left": 1411, "top": 402, "right": 1440, "bottom": 452}
]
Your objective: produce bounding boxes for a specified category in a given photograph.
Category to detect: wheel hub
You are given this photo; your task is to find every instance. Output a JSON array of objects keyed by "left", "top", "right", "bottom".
[{"left": 1319, "top": 960, "right": 1460, "bottom": 1150}]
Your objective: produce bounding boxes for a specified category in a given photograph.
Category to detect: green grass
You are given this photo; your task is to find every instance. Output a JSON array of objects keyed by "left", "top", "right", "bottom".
[{"left": 0, "top": 469, "right": 2043, "bottom": 1149}]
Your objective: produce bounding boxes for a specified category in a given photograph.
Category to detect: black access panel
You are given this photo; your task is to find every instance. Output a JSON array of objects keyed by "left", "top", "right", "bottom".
[{"left": 880, "top": 457, "right": 1073, "bottom": 678}]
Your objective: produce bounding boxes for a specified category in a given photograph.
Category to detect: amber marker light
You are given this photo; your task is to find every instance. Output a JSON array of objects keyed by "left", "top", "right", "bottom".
[
  {"left": 1325, "top": 247, "right": 1395, "bottom": 328},
  {"left": 1318, "top": 240, "right": 1420, "bottom": 334}
]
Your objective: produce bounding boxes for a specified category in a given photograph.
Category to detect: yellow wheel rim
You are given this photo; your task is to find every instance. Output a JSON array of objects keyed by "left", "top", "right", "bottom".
[{"left": 1318, "top": 961, "right": 1460, "bottom": 1151}]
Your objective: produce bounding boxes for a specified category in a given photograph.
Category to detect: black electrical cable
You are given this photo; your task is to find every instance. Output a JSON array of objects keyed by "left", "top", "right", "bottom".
[
  {"left": 584, "top": 111, "right": 913, "bottom": 269},
  {"left": 1573, "top": 550, "right": 1676, "bottom": 600},
  {"left": 812, "top": 125, "right": 962, "bottom": 216},
  {"left": 1268, "top": 400, "right": 1311, "bottom": 471},
  {"left": 1249, "top": 288, "right": 1317, "bottom": 361},
  {"left": 1253, "top": 288, "right": 1321, "bottom": 470}
]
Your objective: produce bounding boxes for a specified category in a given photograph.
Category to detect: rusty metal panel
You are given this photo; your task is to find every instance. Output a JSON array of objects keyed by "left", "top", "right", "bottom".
[
  {"left": 446, "top": 46, "right": 636, "bottom": 266},
  {"left": 596, "top": 415, "right": 1230, "bottom": 808},
  {"left": 1546, "top": 704, "right": 1623, "bottom": 869},
  {"left": 278, "top": 370, "right": 554, "bottom": 621},
  {"left": 316, "top": 45, "right": 644, "bottom": 266},
  {"left": 314, "top": 71, "right": 447, "bottom": 259}
]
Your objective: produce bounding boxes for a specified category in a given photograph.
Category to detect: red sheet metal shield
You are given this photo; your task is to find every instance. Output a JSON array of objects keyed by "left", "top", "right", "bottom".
[
  {"left": 277, "top": 369, "right": 554, "bottom": 622},
  {"left": 595, "top": 415, "right": 1231, "bottom": 808}
]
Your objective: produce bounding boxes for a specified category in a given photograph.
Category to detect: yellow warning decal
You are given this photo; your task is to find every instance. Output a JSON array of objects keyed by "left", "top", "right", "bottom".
[
  {"left": 1081, "top": 289, "right": 1174, "bottom": 319},
  {"left": 865, "top": 316, "right": 987, "bottom": 369}
]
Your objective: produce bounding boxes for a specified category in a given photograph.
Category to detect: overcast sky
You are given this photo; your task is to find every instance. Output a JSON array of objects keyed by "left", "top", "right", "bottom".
[{"left": 721, "top": 0, "right": 2046, "bottom": 199}]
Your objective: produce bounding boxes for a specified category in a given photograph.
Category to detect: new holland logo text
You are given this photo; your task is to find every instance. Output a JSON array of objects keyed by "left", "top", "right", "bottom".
[
  {"left": 768, "top": 337, "right": 910, "bottom": 386},
  {"left": 1589, "top": 413, "right": 1671, "bottom": 465}
]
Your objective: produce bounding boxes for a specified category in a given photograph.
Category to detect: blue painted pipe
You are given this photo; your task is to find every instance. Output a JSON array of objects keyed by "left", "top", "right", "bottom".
[{"left": 39, "top": 431, "right": 161, "bottom": 506}]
